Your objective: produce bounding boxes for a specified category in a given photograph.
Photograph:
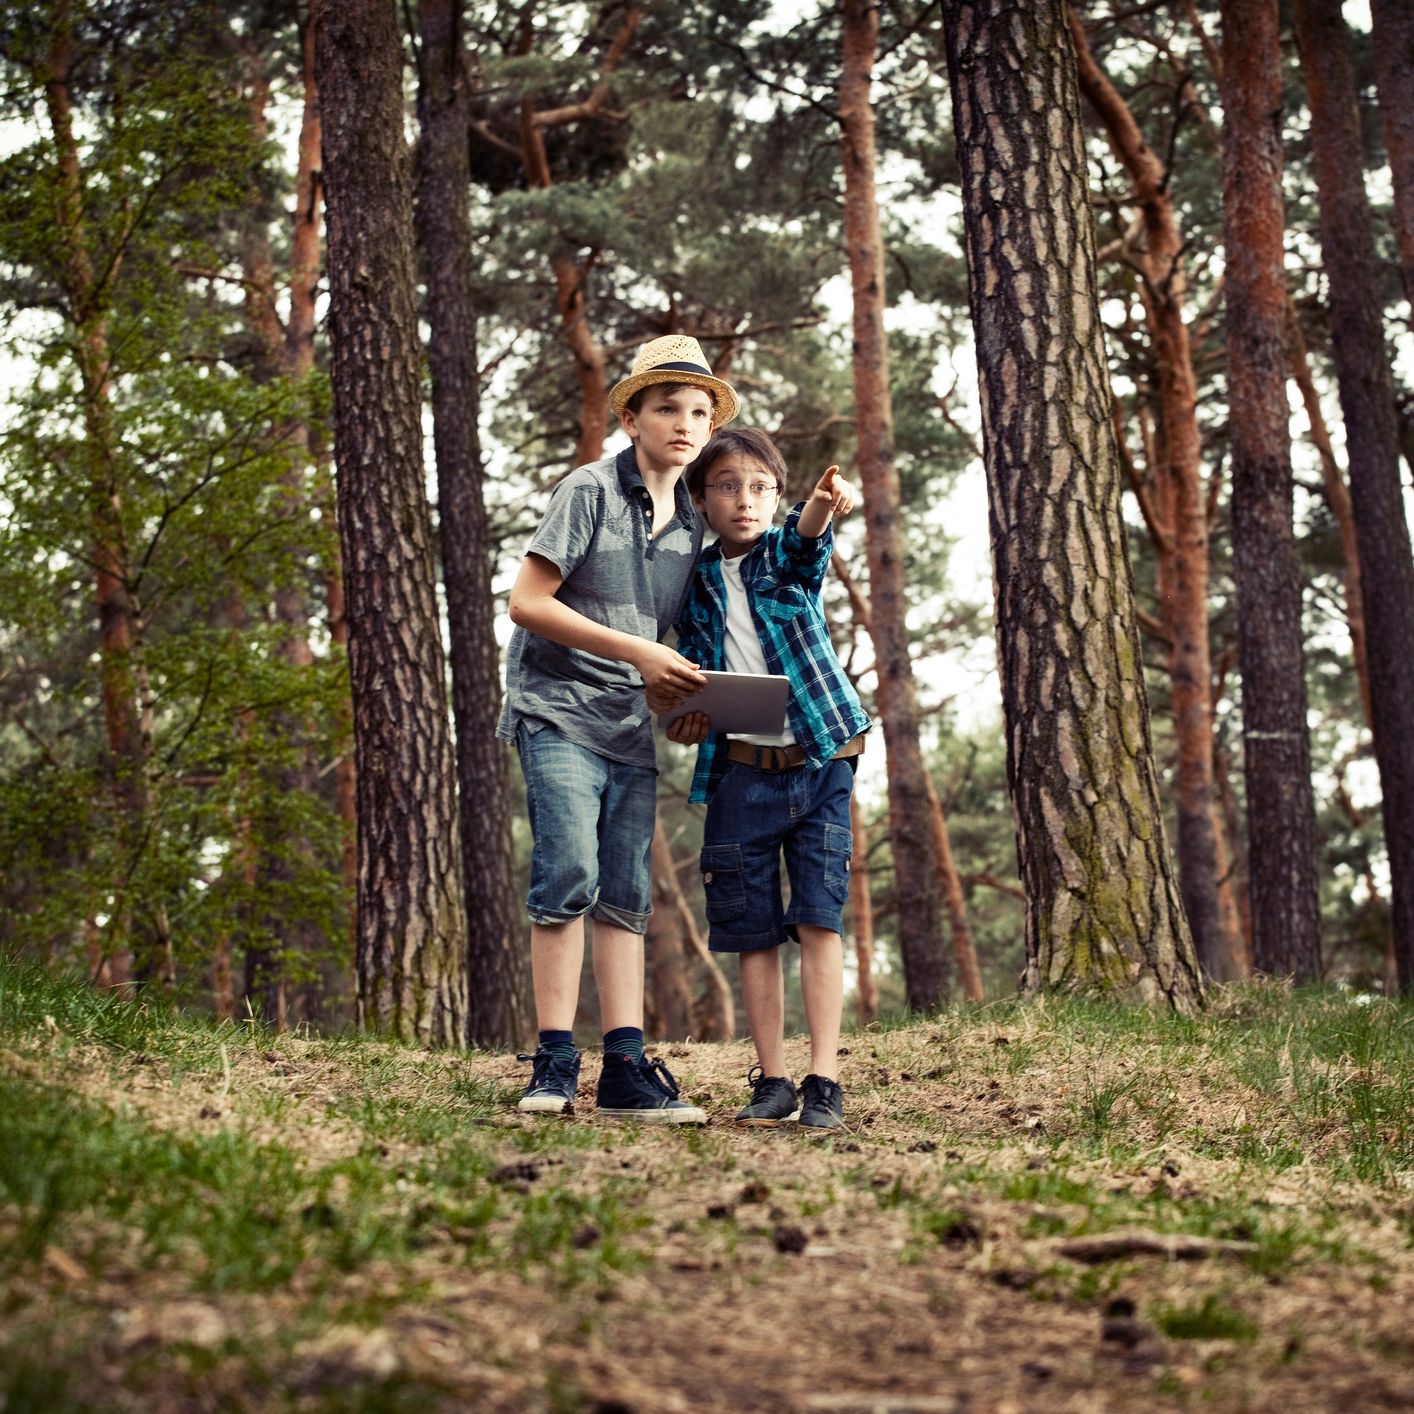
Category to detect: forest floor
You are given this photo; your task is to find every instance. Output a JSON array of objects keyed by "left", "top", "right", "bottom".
[{"left": 2, "top": 959, "right": 1412, "bottom": 1413}]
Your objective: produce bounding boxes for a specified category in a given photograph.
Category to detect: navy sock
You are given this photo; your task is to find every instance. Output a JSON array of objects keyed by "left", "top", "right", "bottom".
[
  {"left": 603, "top": 1026, "right": 645, "bottom": 1064},
  {"left": 539, "top": 1029, "right": 577, "bottom": 1060}
]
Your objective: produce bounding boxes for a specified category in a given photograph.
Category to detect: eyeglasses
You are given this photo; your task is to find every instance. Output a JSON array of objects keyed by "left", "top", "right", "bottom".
[{"left": 703, "top": 480, "right": 780, "bottom": 500}]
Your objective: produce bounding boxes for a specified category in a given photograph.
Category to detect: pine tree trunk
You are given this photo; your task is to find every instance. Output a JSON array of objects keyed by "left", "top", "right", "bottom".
[
  {"left": 841, "top": 0, "right": 949, "bottom": 1011},
  {"left": 1069, "top": 7, "right": 1236, "bottom": 980},
  {"left": 1371, "top": 0, "right": 1414, "bottom": 322},
  {"left": 1219, "top": 0, "right": 1322, "bottom": 981},
  {"left": 314, "top": 0, "right": 469, "bottom": 1044},
  {"left": 1291, "top": 0, "right": 1414, "bottom": 997},
  {"left": 42, "top": 3, "right": 171, "bottom": 990},
  {"left": 940, "top": 0, "right": 1203, "bottom": 1011},
  {"left": 416, "top": 0, "right": 528, "bottom": 1049}
]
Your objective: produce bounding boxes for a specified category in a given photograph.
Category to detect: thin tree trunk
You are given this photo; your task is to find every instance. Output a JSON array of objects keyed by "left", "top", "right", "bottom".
[
  {"left": 849, "top": 794, "right": 878, "bottom": 1026},
  {"left": 941, "top": 0, "right": 1203, "bottom": 1012},
  {"left": 1371, "top": 0, "right": 1414, "bottom": 322},
  {"left": 1291, "top": 0, "right": 1414, "bottom": 997},
  {"left": 314, "top": 0, "right": 469, "bottom": 1044},
  {"left": 652, "top": 819, "right": 735, "bottom": 1040},
  {"left": 646, "top": 821, "right": 696, "bottom": 1041},
  {"left": 1210, "top": 745, "right": 1253, "bottom": 973},
  {"left": 42, "top": 3, "right": 170, "bottom": 990},
  {"left": 416, "top": 0, "right": 527, "bottom": 1049},
  {"left": 1331, "top": 751, "right": 1397, "bottom": 990},
  {"left": 841, "top": 0, "right": 948, "bottom": 1011},
  {"left": 1219, "top": 0, "right": 1322, "bottom": 981},
  {"left": 1069, "top": 6, "right": 1235, "bottom": 980},
  {"left": 923, "top": 773, "right": 984, "bottom": 1002},
  {"left": 1287, "top": 315, "right": 1374, "bottom": 725}
]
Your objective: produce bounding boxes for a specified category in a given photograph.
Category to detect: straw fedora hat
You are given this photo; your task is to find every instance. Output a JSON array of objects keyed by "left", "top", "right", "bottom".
[{"left": 608, "top": 334, "right": 740, "bottom": 425}]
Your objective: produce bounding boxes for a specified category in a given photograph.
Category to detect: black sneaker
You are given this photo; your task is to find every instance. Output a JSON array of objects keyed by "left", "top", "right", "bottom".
[
  {"left": 516, "top": 1047, "right": 581, "bottom": 1115},
  {"left": 798, "top": 1073, "right": 844, "bottom": 1133},
  {"left": 734, "top": 1064, "right": 800, "bottom": 1126},
  {"left": 595, "top": 1052, "right": 707, "bottom": 1125}
]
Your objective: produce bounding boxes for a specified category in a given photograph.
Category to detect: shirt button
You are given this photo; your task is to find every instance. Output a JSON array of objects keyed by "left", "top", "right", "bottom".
[{"left": 704, "top": 872, "right": 714, "bottom": 884}]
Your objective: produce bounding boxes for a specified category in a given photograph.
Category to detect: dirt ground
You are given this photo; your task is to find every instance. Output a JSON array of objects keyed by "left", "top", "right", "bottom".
[{"left": 5, "top": 1013, "right": 1414, "bottom": 1413}]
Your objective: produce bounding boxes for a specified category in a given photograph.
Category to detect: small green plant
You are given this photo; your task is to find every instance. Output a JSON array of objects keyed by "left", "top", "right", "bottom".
[{"left": 1154, "top": 1292, "right": 1259, "bottom": 1343}]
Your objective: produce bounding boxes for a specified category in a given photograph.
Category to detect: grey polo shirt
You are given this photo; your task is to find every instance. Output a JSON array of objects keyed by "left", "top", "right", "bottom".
[{"left": 497, "top": 445, "right": 703, "bottom": 770}]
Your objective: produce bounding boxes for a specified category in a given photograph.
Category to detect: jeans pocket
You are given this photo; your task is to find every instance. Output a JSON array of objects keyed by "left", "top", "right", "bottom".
[
  {"left": 700, "top": 844, "right": 748, "bottom": 926},
  {"left": 822, "top": 823, "right": 853, "bottom": 903}
]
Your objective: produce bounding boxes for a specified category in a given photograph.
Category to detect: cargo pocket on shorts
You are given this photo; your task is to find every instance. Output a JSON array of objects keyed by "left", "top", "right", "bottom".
[
  {"left": 700, "top": 844, "right": 748, "bottom": 927},
  {"left": 823, "top": 823, "right": 853, "bottom": 905}
]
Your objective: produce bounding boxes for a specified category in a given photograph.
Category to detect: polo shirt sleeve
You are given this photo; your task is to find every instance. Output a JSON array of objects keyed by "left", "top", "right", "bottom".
[
  {"left": 524, "top": 471, "right": 602, "bottom": 580},
  {"left": 773, "top": 504, "right": 833, "bottom": 593}
]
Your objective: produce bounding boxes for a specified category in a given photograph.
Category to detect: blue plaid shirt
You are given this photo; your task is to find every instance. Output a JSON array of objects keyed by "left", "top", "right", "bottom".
[{"left": 674, "top": 504, "right": 872, "bottom": 804}]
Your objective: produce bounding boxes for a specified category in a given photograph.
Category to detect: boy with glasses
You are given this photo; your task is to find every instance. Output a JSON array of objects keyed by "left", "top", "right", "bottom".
[
  {"left": 499, "top": 336, "right": 738, "bottom": 1123},
  {"left": 649, "top": 428, "right": 870, "bottom": 1132}
]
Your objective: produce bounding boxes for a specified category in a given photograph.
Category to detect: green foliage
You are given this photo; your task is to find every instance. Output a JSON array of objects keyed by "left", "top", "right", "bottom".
[{"left": 0, "top": 3, "right": 348, "bottom": 1004}]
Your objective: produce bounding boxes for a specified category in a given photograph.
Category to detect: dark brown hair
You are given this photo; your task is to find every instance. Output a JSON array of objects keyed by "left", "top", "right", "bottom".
[
  {"left": 685, "top": 427, "right": 788, "bottom": 498},
  {"left": 624, "top": 381, "right": 702, "bottom": 416}
]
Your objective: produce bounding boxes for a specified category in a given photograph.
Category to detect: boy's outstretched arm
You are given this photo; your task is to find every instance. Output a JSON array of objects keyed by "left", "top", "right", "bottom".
[
  {"left": 509, "top": 553, "right": 707, "bottom": 695},
  {"left": 796, "top": 465, "right": 858, "bottom": 540}
]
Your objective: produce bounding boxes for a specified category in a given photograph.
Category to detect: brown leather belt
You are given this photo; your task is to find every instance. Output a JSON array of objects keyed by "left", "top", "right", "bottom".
[{"left": 723, "top": 734, "right": 866, "bottom": 772}]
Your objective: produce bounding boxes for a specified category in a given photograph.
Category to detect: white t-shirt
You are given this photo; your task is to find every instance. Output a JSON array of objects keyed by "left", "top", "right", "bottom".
[{"left": 720, "top": 553, "right": 795, "bottom": 748}]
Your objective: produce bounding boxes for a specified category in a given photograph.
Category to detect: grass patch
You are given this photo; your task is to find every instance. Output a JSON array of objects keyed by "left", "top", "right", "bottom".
[
  {"left": 1154, "top": 1292, "right": 1259, "bottom": 1343},
  {"left": 2, "top": 952, "right": 1412, "bottom": 1411}
]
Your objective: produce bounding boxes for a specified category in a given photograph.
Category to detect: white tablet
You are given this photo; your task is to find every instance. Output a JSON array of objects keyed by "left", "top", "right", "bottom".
[{"left": 657, "top": 671, "right": 790, "bottom": 736}]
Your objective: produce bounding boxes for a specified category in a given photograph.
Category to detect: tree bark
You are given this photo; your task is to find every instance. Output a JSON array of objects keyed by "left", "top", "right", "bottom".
[
  {"left": 941, "top": 0, "right": 1203, "bottom": 1011},
  {"left": 416, "top": 0, "right": 528, "bottom": 1050},
  {"left": 841, "top": 0, "right": 949, "bottom": 1011},
  {"left": 314, "top": 0, "right": 469, "bottom": 1044},
  {"left": 1371, "top": 0, "right": 1414, "bottom": 322},
  {"left": 1291, "top": 0, "right": 1414, "bottom": 996},
  {"left": 1069, "top": 6, "right": 1236, "bottom": 980},
  {"left": 1219, "top": 0, "right": 1322, "bottom": 981}
]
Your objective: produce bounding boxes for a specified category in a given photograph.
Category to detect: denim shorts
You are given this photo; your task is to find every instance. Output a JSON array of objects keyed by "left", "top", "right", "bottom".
[
  {"left": 516, "top": 719, "right": 656, "bottom": 934},
  {"left": 699, "top": 757, "right": 856, "bottom": 952}
]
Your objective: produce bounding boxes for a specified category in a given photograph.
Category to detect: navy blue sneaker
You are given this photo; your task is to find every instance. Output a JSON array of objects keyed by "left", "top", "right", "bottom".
[
  {"left": 516, "top": 1048, "right": 581, "bottom": 1115},
  {"left": 595, "top": 1052, "right": 707, "bottom": 1125},
  {"left": 798, "top": 1073, "right": 844, "bottom": 1133},
  {"left": 734, "top": 1065, "right": 800, "bottom": 1126}
]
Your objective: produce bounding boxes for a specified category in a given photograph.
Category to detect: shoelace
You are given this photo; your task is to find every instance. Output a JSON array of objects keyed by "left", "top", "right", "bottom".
[
  {"left": 517, "top": 1048, "right": 576, "bottom": 1089},
  {"left": 641, "top": 1056, "right": 682, "bottom": 1101},
  {"left": 746, "top": 1064, "right": 788, "bottom": 1104}
]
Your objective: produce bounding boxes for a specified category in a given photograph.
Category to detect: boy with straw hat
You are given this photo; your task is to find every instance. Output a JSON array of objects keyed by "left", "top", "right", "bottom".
[{"left": 499, "top": 335, "right": 739, "bottom": 1122}]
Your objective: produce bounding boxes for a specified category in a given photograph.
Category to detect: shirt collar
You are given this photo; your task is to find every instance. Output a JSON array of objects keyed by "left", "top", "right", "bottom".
[{"left": 615, "top": 444, "right": 697, "bottom": 531}]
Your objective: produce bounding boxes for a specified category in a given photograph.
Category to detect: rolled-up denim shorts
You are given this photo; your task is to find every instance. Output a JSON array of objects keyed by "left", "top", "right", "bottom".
[
  {"left": 515, "top": 719, "right": 656, "bottom": 934},
  {"left": 699, "top": 756, "right": 855, "bottom": 952}
]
